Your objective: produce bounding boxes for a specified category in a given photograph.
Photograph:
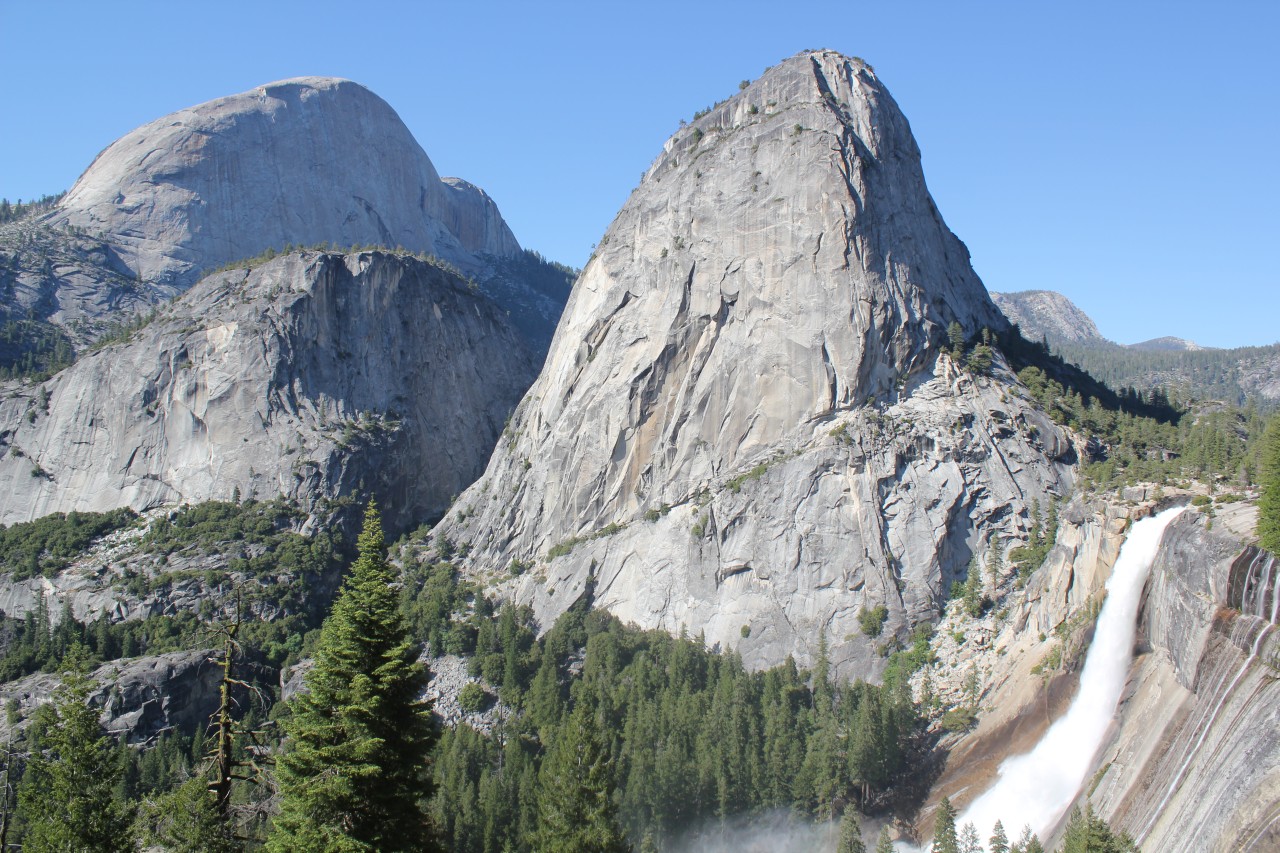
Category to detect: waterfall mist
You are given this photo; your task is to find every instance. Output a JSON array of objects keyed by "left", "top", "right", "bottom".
[
  {"left": 662, "top": 810, "right": 863, "bottom": 853},
  {"left": 952, "top": 507, "right": 1186, "bottom": 841}
]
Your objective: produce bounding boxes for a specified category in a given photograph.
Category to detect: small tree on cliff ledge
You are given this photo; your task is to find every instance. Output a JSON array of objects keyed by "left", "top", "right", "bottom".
[{"left": 268, "top": 501, "right": 439, "bottom": 853}]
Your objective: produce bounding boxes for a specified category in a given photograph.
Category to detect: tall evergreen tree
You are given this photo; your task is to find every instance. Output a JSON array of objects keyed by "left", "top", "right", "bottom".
[
  {"left": 875, "top": 826, "right": 896, "bottom": 853},
  {"left": 531, "top": 702, "right": 630, "bottom": 853},
  {"left": 1012, "top": 825, "right": 1043, "bottom": 853},
  {"left": 1257, "top": 415, "right": 1280, "bottom": 554},
  {"left": 932, "top": 796, "right": 959, "bottom": 853},
  {"left": 958, "top": 821, "right": 984, "bottom": 853},
  {"left": 837, "top": 809, "right": 867, "bottom": 853},
  {"left": 1058, "top": 803, "right": 1138, "bottom": 853},
  {"left": 268, "top": 501, "right": 438, "bottom": 853},
  {"left": 18, "top": 648, "right": 134, "bottom": 852},
  {"left": 988, "top": 819, "right": 1009, "bottom": 853},
  {"left": 135, "top": 777, "right": 238, "bottom": 853}
]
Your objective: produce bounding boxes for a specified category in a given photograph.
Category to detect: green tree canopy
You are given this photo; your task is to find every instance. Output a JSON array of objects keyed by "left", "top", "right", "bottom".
[
  {"left": 932, "top": 796, "right": 959, "bottom": 853},
  {"left": 837, "top": 809, "right": 868, "bottom": 853},
  {"left": 1058, "top": 803, "right": 1138, "bottom": 853},
  {"left": 989, "top": 819, "right": 1009, "bottom": 853},
  {"left": 18, "top": 648, "right": 134, "bottom": 852},
  {"left": 1257, "top": 415, "right": 1280, "bottom": 554},
  {"left": 268, "top": 501, "right": 439, "bottom": 853},
  {"left": 531, "top": 702, "right": 631, "bottom": 853},
  {"left": 135, "top": 777, "right": 238, "bottom": 853}
]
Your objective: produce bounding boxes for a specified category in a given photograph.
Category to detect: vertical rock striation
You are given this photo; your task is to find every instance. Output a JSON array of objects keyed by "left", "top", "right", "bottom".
[
  {"left": 0, "top": 251, "right": 536, "bottom": 533},
  {"left": 436, "top": 51, "right": 1072, "bottom": 676}
]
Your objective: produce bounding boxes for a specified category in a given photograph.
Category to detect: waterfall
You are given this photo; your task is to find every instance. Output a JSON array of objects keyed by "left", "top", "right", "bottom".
[{"left": 951, "top": 506, "right": 1186, "bottom": 842}]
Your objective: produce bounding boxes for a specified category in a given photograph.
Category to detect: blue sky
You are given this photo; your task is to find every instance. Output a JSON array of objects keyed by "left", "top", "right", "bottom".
[{"left": 2, "top": 1, "right": 1276, "bottom": 348}]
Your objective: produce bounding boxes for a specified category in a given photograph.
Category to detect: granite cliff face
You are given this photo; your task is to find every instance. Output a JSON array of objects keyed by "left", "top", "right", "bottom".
[
  {"left": 918, "top": 496, "right": 1279, "bottom": 852},
  {"left": 0, "top": 649, "right": 222, "bottom": 745},
  {"left": 437, "top": 51, "right": 1073, "bottom": 676},
  {"left": 50, "top": 76, "right": 518, "bottom": 288},
  {"left": 1101, "top": 511, "right": 1280, "bottom": 852},
  {"left": 0, "top": 250, "right": 536, "bottom": 532},
  {"left": 2, "top": 77, "right": 571, "bottom": 359}
]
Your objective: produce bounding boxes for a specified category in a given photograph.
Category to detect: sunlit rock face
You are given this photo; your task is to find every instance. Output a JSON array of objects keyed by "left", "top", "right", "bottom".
[
  {"left": 436, "top": 50, "right": 1072, "bottom": 678},
  {"left": 50, "top": 76, "right": 520, "bottom": 289},
  {"left": 0, "top": 251, "right": 536, "bottom": 534}
]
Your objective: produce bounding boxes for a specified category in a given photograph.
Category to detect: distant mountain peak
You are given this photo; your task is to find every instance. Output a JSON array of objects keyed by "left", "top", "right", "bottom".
[
  {"left": 989, "top": 290, "right": 1105, "bottom": 346},
  {"left": 1128, "top": 335, "right": 1210, "bottom": 352}
]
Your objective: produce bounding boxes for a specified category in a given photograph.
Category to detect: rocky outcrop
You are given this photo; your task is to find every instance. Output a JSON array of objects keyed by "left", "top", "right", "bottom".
[
  {"left": 1, "top": 77, "right": 570, "bottom": 358},
  {"left": 1096, "top": 511, "right": 1280, "bottom": 852},
  {"left": 0, "top": 250, "right": 536, "bottom": 533},
  {"left": 0, "top": 649, "right": 221, "bottom": 745},
  {"left": 990, "top": 290, "right": 1107, "bottom": 347},
  {"left": 917, "top": 497, "right": 1280, "bottom": 852},
  {"left": 49, "top": 77, "right": 518, "bottom": 290},
  {"left": 910, "top": 498, "right": 1134, "bottom": 809},
  {"left": 436, "top": 51, "right": 1072, "bottom": 677}
]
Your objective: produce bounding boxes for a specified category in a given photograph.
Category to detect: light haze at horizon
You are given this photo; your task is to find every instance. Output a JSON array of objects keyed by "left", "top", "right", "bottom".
[{"left": 2, "top": 1, "right": 1276, "bottom": 349}]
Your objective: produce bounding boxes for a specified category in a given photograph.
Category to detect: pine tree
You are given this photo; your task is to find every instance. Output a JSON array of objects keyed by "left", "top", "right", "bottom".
[
  {"left": 18, "top": 648, "right": 134, "bottom": 852},
  {"left": 530, "top": 702, "right": 630, "bottom": 853},
  {"left": 135, "top": 777, "right": 238, "bottom": 853},
  {"left": 875, "top": 826, "right": 896, "bottom": 853},
  {"left": 1013, "top": 825, "right": 1043, "bottom": 853},
  {"left": 963, "top": 554, "right": 986, "bottom": 617},
  {"left": 837, "top": 809, "right": 867, "bottom": 853},
  {"left": 1058, "top": 803, "right": 1138, "bottom": 853},
  {"left": 268, "top": 501, "right": 438, "bottom": 853},
  {"left": 948, "top": 321, "right": 966, "bottom": 357},
  {"left": 932, "top": 796, "right": 959, "bottom": 853},
  {"left": 1257, "top": 415, "right": 1280, "bottom": 554},
  {"left": 989, "top": 819, "right": 1009, "bottom": 853},
  {"left": 958, "top": 820, "right": 984, "bottom": 853}
]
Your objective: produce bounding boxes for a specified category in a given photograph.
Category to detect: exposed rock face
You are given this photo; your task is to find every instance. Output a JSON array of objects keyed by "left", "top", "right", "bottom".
[
  {"left": 1, "top": 77, "right": 571, "bottom": 359},
  {"left": 50, "top": 77, "right": 519, "bottom": 289},
  {"left": 0, "top": 649, "right": 221, "bottom": 745},
  {"left": 1098, "top": 514, "right": 1280, "bottom": 853},
  {"left": 0, "top": 250, "right": 536, "bottom": 533},
  {"left": 910, "top": 498, "right": 1133, "bottom": 813},
  {"left": 0, "top": 220, "right": 148, "bottom": 349},
  {"left": 921, "top": 499, "right": 1280, "bottom": 852},
  {"left": 437, "top": 51, "right": 1071, "bottom": 676},
  {"left": 989, "top": 290, "right": 1106, "bottom": 346}
]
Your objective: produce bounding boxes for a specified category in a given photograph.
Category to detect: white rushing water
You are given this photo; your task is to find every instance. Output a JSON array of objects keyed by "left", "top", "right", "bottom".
[{"left": 952, "top": 506, "right": 1186, "bottom": 842}]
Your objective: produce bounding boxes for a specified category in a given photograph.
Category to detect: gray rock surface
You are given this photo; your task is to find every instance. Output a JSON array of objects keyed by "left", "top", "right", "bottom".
[
  {"left": 0, "top": 220, "right": 155, "bottom": 349},
  {"left": 436, "top": 51, "right": 1072, "bottom": 678},
  {"left": 0, "top": 507, "right": 333, "bottom": 628},
  {"left": 0, "top": 649, "right": 221, "bottom": 745},
  {"left": 1099, "top": 511, "right": 1280, "bottom": 852},
  {"left": 1, "top": 77, "right": 571, "bottom": 360},
  {"left": 0, "top": 250, "right": 536, "bottom": 533},
  {"left": 990, "top": 290, "right": 1106, "bottom": 347},
  {"left": 49, "top": 77, "right": 519, "bottom": 290},
  {"left": 923, "top": 499, "right": 1280, "bottom": 852}
]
